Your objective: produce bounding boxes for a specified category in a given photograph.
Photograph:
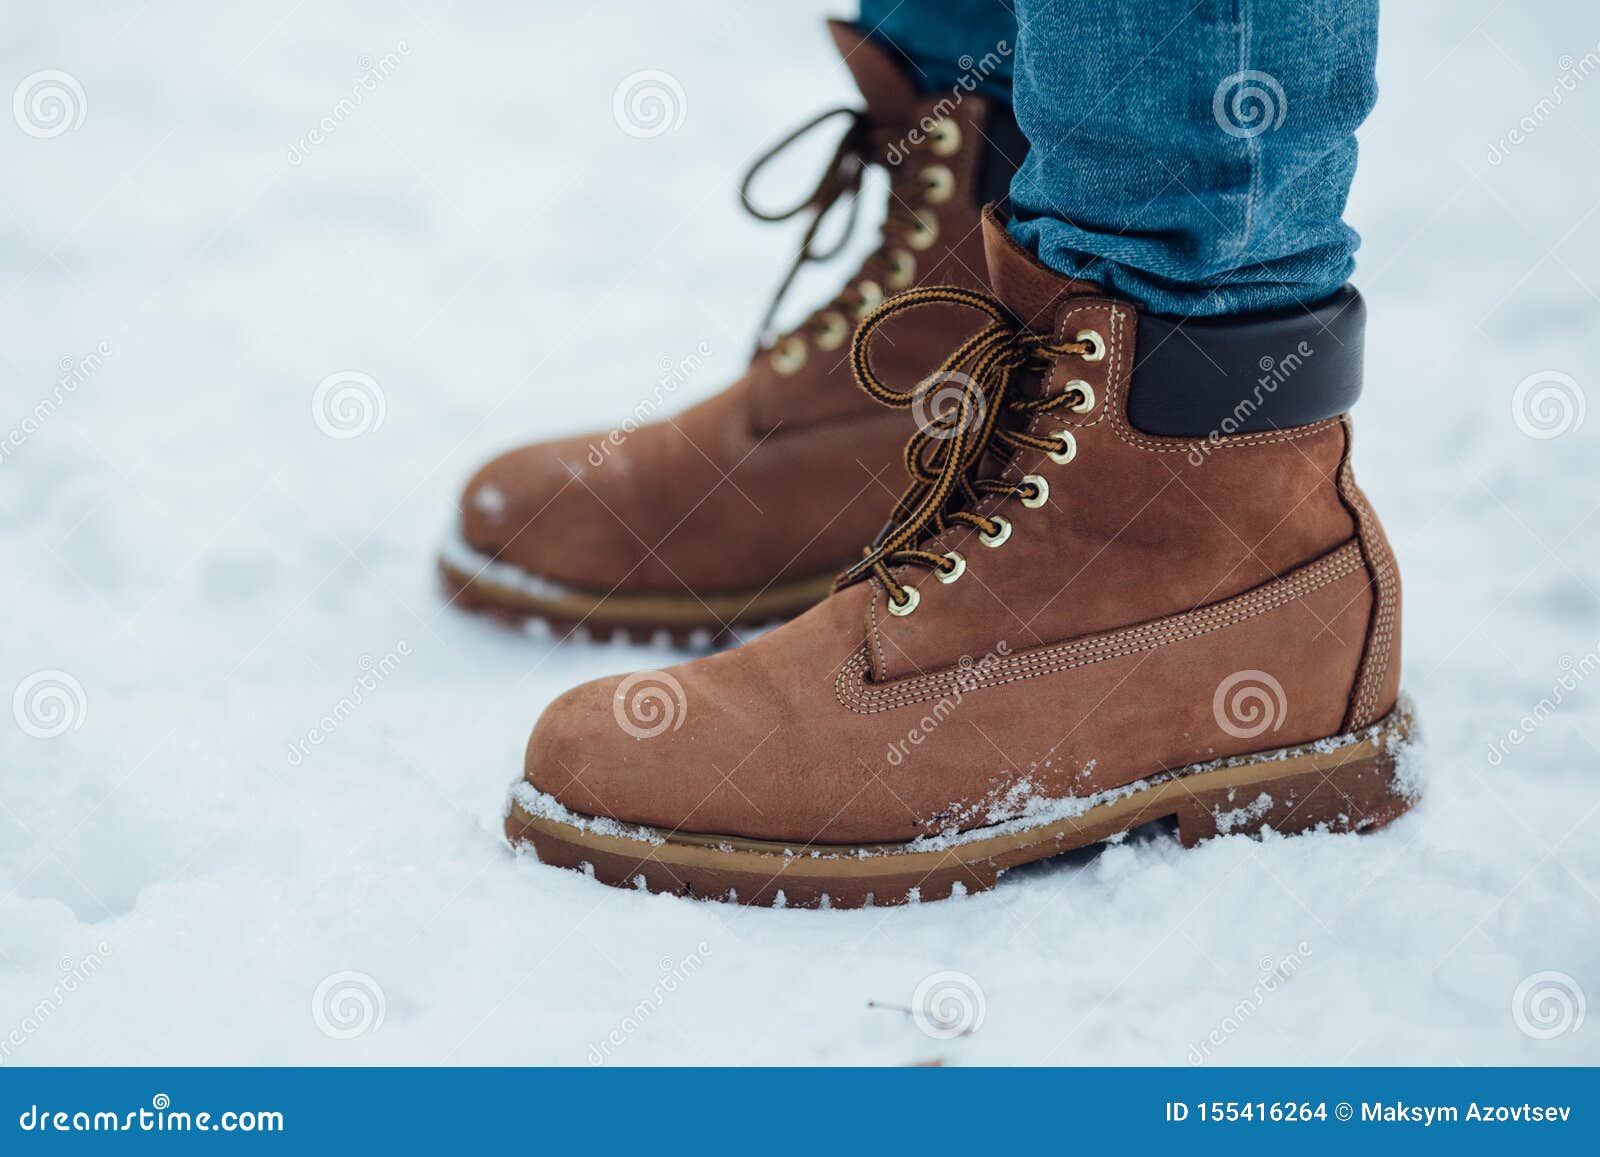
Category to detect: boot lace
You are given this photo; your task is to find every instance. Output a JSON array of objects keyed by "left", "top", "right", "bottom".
[
  {"left": 835, "top": 286, "right": 1095, "bottom": 609},
  {"left": 738, "top": 107, "right": 951, "bottom": 360}
]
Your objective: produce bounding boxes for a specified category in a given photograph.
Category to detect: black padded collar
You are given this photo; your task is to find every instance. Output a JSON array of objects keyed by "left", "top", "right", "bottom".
[{"left": 1125, "top": 286, "right": 1365, "bottom": 437}]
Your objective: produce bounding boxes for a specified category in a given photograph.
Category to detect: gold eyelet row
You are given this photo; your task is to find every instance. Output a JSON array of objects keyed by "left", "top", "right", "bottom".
[
  {"left": 891, "top": 400, "right": 1083, "bottom": 614},
  {"left": 771, "top": 276, "right": 883, "bottom": 373},
  {"left": 772, "top": 118, "right": 967, "bottom": 380}
]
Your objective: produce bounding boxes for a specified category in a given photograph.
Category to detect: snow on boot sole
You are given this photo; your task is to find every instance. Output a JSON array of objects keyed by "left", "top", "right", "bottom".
[{"left": 505, "top": 698, "right": 1418, "bottom": 909}]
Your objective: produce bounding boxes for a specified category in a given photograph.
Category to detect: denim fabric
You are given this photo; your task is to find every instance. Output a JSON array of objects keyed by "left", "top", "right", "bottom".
[
  {"left": 858, "top": 0, "right": 1015, "bottom": 97},
  {"left": 860, "top": 0, "right": 1378, "bottom": 315}
]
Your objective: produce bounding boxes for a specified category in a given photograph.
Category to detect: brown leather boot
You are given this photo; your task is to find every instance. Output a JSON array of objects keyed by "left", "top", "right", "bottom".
[
  {"left": 441, "top": 21, "right": 1024, "bottom": 645},
  {"left": 506, "top": 209, "right": 1412, "bottom": 908}
]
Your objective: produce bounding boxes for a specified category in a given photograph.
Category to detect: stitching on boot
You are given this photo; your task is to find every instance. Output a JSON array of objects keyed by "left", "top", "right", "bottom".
[
  {"left": 837, "top": 539, "right": 1365, "bottom": 713},
  {"left": 1337, "top": 451, "right": 1399, "bottom": 729},
  {"left": 867, "top": 580, "right": 891, "bottom": 680}
]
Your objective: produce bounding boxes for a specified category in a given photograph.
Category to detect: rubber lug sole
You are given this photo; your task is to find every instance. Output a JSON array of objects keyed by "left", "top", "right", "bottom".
[
  {"left": 439, "top": 554, "right": 836, "bottom": 649},
  {"left": 506, "top": 698, "right": 1418, "bottom": 909}
]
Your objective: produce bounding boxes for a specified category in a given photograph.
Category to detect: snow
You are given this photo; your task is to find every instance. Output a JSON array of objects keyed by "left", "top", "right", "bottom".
[
  {"left": 1211, "top": 793, "right": 1275, "bottom": 836},
  {"left": 438, "top": 529, "right": 585, "bottom": 603},
  {"left": 3, "top": 1, "right": 1598, "bottom": 1066}
]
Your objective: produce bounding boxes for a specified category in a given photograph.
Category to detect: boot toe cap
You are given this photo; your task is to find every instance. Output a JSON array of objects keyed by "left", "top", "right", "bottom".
[
  {"left": 521, "top": 662, "right": 754, "bottom": 835},
  {"left": 522, "top": 675, "right": 640, "bottom": 820},
  {"left": 522, "top": 668, "right": 707, "bottom": 830},
  {"left": 459, "top": 440, "right": 591, "bottom": 570}
]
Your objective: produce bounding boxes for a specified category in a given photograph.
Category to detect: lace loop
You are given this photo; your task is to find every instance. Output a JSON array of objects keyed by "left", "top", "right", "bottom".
[
  {"left": 835, "top": 286, "right": 1093, "bottom": 604},
  {"left": 737, "top": 106, "right": 948, "bottom": 359},
  {"left": 739, "top": 107, "right": 869, "bottom": 353},
  {"left": 738, "top": 106, "right": 865, "bottom": 224}
]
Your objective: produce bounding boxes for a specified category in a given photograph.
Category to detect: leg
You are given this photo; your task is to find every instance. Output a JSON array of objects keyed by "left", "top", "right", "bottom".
[
  {"left": 858, "top": 0, "right": 1017, "bottom": 97},
  {"left": 1006, "top": 0, "right": 1378, "bottom": 314}
]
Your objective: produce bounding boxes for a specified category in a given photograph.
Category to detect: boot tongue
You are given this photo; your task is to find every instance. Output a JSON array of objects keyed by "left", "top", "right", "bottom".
[
  {"left": 981, "top": 205, "right": 1104, "bottom": 331},
  {"left": 827, "top": 19, "right": 919, "bottom": 127}
]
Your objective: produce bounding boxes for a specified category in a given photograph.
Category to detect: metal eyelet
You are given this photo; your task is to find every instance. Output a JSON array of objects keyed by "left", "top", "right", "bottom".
[
  {"left": 920, "top": 164, "right": 955, "bottom": 204},
  {"left": 929, "top": 118, "right": 962, "bottom": 157},
  {"left": 907, "top": 209, "right": 940, "bottom": 251},
  {"left": 888, "top": 585, "right": 920, "bottom": 616},
  {"left": 1020, "top": 474, "right": 1049, "bottom": 509},
  {"left": 885, "top": 248, "right": 916, "bottom": 290},
  {"left": 1077, "top": 329, "right": 1106, "bottom": 362},
  {"left": 978, "top": 516, "right": 1012, "bottom": 548},
  {"left": 771, "top": 335, "right": 807, "bottom": 376},
  {"left": 1064, "top": 379, "right": 1096, "bottom": 413},
  {"left": 854, "top": 280, "right": 884, "bottom": 318},
  {"left": 813, "top": 310, "right": 849, "bottom": 351},
  {"left": 1048, "top": 429, "right": 1077, "bottom": 465},
  {"left": 937, "top": 550, "right": 965, "bottom": 583}
]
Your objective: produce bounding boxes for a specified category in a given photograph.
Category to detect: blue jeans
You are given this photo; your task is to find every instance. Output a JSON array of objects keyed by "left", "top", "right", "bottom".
[{"left": 860, "top": 0, "right": 1378, "bottom": 315}]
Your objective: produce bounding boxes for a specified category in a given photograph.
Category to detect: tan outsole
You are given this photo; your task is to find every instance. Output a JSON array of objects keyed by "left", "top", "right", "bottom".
[
  {"left": 439, "top": 555, "right": 838, "bottom": 648},
  {"left": 507, "top": 699, "right": 1417, "bottom": 908}
]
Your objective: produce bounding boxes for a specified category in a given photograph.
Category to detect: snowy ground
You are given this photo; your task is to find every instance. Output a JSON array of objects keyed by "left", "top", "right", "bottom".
[{"left": 2, "top": 1, "right": 1598, "bottom": 1066}]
